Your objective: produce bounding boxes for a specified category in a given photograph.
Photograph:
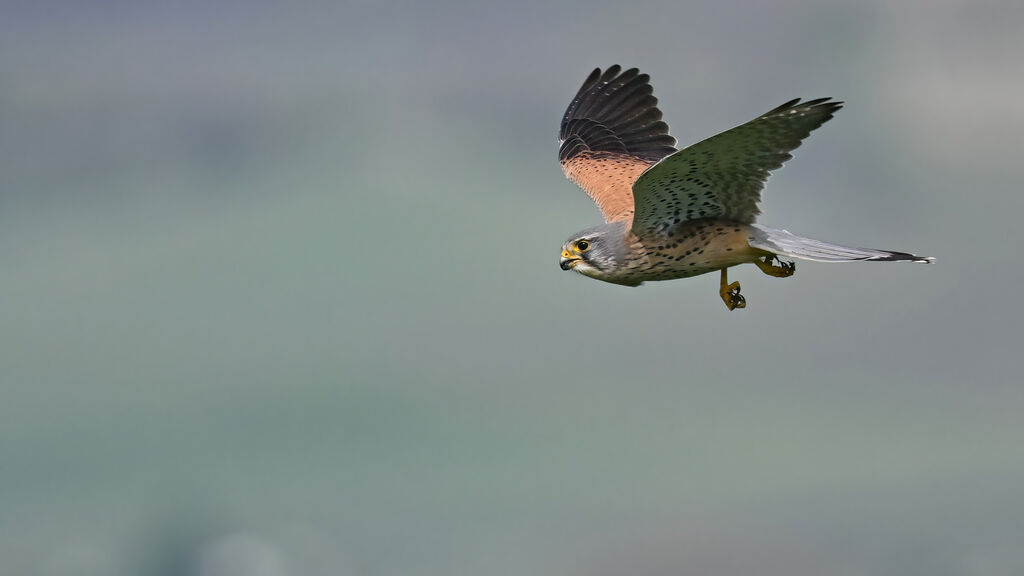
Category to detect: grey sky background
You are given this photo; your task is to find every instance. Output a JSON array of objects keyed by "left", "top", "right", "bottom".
[{"left": 2, "top": 1, "right": 1023, "bottom": 575}]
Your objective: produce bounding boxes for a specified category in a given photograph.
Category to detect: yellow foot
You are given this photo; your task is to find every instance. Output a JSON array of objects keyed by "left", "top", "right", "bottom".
[
  {"left": 719, "top": 281, "right": 746, "bottom": 310},
  {"left": 755, "top": 255, "right": 796, "bottom": 278},
  {"left": 718, "top": 268, "right": 746, "bottom": 311}
]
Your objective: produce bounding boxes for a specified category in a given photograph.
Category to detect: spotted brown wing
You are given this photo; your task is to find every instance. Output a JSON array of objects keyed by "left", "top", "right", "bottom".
[
  {"left": 559, "top": 66, "right": 677, "bottom": 223},
  {"left": 629, "top": 98, "right": 842, "bottom": 236}
]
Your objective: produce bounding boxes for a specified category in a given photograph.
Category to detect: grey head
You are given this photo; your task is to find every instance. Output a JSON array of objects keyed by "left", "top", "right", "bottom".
[{"left": 559, "top": 220, "right": 637, "bottom": 285}]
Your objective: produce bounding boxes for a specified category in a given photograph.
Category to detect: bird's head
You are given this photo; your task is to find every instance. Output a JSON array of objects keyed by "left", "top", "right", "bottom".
[{"left": 559, "top": 222, "right": 629, "bottom": 281}]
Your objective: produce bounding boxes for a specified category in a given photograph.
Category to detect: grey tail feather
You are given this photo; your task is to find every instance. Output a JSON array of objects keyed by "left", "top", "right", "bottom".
[{"left": 750, "top": 224, "right": 934, "bottom": 263}]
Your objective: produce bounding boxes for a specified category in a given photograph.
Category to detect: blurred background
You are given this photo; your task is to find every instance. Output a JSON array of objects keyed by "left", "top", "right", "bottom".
[{"left": 2, "top": 0, "right": 1023, "bottom": 574}]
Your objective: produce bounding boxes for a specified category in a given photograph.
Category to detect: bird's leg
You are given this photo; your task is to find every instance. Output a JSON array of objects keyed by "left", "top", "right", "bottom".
[
  {"left": 719, "top": 268, "right": 746, "bottom": 311},
  {"left": 755, "top": 254, "right": 796, "bottom": 278}
]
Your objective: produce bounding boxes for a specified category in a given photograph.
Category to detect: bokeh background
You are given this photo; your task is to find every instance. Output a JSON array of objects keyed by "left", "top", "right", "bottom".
[{"left": 3, "top": 1, "right": 1023, "bottom": 574}]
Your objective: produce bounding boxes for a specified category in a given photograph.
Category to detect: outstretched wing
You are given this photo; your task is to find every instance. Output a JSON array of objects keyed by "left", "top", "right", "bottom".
[
  {"left": 559, "top": 65, "right": 677, "bottom": 223},
  {"left": 630, "top": 98, "right": 842, "bottom": 236}
]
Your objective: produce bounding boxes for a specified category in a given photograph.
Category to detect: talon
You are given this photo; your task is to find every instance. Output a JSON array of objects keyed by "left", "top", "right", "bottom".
[
  {"left": 732, "top": 291, "right": 746, "bottom": 309},
  {"left": 719, "top": 268, "right": 747, "bottom": 311},
  {"left": 755, "top": 254, "right": 796, "bottom": 278},
  {"left": 720, "top": 279, "right": 745, "bottom": 310}
]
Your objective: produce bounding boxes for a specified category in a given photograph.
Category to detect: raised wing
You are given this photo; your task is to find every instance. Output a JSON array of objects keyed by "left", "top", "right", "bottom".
[
  {"left": 559, "top": 66, "right": 677, "bottom": 223},
  {"left": 630, "top": 98, "right": 842, "bottom": 236}
]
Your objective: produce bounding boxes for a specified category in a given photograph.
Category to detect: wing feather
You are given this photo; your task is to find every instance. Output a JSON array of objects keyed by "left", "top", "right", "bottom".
[
  {"left": 630, "top": 98, "right": 842, "bottom": 236},
  {"left": 558, "top": 66, "right": 677, "bottom": 222},
  {"left": 561, "top": 152, "right": 652, "bottom": 223}
]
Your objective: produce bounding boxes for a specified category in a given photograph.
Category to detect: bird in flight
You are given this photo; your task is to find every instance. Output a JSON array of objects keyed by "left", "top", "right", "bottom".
[{"left": 557, "top": 65, "right": 933, "bottom": 310}]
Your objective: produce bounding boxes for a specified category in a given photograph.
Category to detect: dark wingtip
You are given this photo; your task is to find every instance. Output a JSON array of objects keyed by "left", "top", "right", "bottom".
[
  {"left": 600, "top": 65, "right": 622, "bottom": 82},
  {"left": 874, "top": 251, "right": 935, "bottom": 263},
  {"left": 766, "top": 97, "right": 844, "bottom": 117},
  {"left": 559, "top": 65, "right": 677, "bottom": 163}
]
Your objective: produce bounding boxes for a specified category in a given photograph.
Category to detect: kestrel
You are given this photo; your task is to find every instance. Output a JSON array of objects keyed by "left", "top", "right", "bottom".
[{"left": 557, "top": 65, "right": 933, "bottom": 310}]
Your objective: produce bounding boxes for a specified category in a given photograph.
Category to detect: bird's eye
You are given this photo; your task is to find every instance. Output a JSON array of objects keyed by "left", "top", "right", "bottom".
[{"left": 576, "top": 240, "right": 590, "bottom": 252}]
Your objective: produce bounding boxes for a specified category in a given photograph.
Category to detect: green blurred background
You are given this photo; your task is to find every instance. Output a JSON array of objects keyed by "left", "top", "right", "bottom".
[{"left": 2, "top": 1, "right": 1023, "bottom": 574}]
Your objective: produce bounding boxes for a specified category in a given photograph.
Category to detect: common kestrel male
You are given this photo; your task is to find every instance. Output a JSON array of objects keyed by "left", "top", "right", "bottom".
[{"left": 557, "top": 65, "right": 932, "bottom": 310}]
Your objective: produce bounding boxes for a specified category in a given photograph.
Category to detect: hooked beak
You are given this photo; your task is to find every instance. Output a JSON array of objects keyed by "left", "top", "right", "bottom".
[{"left": 560, "top": 249, "right": 581, "bottom": 270}]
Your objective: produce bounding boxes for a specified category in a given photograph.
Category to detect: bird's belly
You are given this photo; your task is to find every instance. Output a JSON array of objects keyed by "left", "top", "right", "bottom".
[{"left": 625, "top": 220, "right": 766, "bottom": 282}]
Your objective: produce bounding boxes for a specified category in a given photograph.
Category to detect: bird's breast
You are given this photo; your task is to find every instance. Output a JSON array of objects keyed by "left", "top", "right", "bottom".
[{"left": 618, "top": 220, "right": 765, "bottom": 281}]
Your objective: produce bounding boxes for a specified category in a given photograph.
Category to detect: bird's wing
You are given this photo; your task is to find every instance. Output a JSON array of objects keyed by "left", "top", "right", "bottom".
[
  {"left": 629, "top": 98, "right": 842, "bottom": 237},
  {"left": 559, "top": 66, "right": 677, "bottom": 223}
]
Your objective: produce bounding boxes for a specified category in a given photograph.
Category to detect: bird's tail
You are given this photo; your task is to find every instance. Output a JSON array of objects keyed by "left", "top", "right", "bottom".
[{"left": 750, "top": 224, "right": 934, "bottom": 263}]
